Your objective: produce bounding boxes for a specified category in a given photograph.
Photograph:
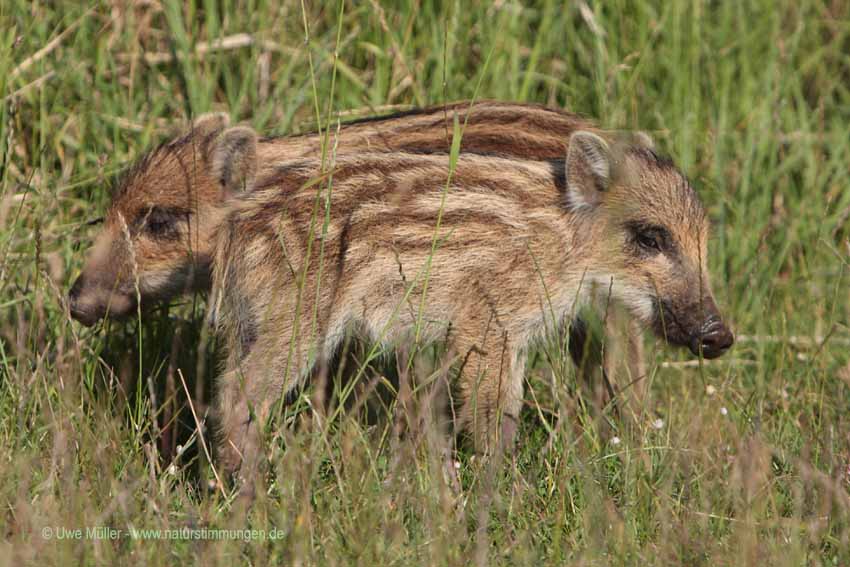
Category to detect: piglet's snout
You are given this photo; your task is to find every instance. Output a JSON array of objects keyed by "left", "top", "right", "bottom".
[
  {"left": 68, "top": 274, "right": 135, "bottom": 326},
  {"left": 689, "top": 315, "right": 734, "bottom": 359},
  {"left": 68, "top": 275, "right": 98, "bottom": 326}
]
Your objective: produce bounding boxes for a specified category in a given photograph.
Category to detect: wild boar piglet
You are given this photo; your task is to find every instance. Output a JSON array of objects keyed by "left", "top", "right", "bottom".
[{"left": 211, "top": 128, "right": 733, "bottom": 473}]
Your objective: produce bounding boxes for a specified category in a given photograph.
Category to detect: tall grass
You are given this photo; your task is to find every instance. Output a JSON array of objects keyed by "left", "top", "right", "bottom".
[{"left": 1, "top": 1, "right": 849, "bottom": 564}]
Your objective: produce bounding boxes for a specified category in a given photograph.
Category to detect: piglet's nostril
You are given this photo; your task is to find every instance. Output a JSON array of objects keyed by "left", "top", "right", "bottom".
[
  {"left": 699, "top": 321, "right": 734, "bottom": 359},
  {"left": 700, "top": 315, "right": 722, "bottom": 334}
]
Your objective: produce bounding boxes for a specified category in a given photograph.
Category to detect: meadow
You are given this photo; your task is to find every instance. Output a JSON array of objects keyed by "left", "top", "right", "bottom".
[{"left": 1, "top": 1, "right": 849, "bottom": 564}]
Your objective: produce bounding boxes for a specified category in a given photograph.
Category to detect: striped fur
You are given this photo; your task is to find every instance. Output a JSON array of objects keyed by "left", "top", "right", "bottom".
[
  {"left": 69, "top": 101, "right": 598, "bottom": 326},
  {"left": 210, "top": 143, "right": 732, "bottom": 473},
  {"left": 67, "top": 101, "right": 643, "bottom": 421}
]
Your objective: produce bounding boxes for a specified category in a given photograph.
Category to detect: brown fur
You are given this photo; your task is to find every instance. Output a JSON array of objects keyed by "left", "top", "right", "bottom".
[
  {"left": 69, "top": 101, "right": 599, "bottom": 325},
  {"left": 210, "top": 134, "right": 733, "bottom": 474},
  {"left": 67, "top": 102, "right": 727, "bottom": 464},
  {"left": 67, "top": 101, "right": 647, "bottom": 414}
]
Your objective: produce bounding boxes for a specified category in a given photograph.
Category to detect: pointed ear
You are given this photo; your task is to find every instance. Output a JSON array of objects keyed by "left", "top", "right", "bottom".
[
  {"left": 633, "top": 130, "right": 654, "bottom": 149},
  {"left": 566, "top": 131, "right": 611, "bottom": 209},
  {"left": 192, "top": 112, "right": 231, "bottom": 137},
  {"left": 211, "top": 126, "right": 258, "bottom": 196}
]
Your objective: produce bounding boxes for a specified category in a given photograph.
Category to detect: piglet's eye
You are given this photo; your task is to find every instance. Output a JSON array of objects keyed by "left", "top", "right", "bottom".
[
  {"left": 636, "top": 231, "right": 661, "bottom": 251},
  {"left": 629, "top": 224, "right": 670, "bottom": 253},
  {"left": 141, "top": 207, "right": 184, "bottom": 240}
]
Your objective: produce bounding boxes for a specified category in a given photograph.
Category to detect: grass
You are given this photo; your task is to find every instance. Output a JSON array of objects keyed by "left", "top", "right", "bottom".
[{"left": 1, "top": 0, "right": 849, "bottom": 564}]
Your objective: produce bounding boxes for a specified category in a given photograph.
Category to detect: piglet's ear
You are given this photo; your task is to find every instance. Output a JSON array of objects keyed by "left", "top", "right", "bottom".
[
  {"left": 211, "top": 126, "right": 258, "bottom": 196},
  {"left": 633, "top": 130, "right": 654, "bottom": 149},
  {"left": 566, "top": 131, "right": 611, "bottom": 209},
  {"left": 192, "top": 112, "right": 231, "bottom": 137}
]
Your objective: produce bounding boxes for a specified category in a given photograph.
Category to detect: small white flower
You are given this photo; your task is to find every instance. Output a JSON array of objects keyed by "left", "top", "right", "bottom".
[
  {"left": 706, "top": 385, "right": 716, "bottom": 396},
  {"left": 176, "top": 444, "right": 184, "bottom": 456},
  {"left": 610, "top": 436, "right": 621, "bottom": 446},
  {"left": 167, "top": 464, "right": 177, "bottom": 476},
  {"left": 720, "top": 406, "right": 728, "bottom": 416},
  {"left": 652, "top": 418, "right": 664, "bottom": 430},
  {"left": 207, "top": 479, "right": 217, "bottom": 491},
  {"left": 453, "top": 461, "right": 461, "bottom": 470}
]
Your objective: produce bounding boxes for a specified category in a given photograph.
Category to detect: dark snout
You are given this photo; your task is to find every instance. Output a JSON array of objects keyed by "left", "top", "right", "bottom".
[
  {"left": 68, "top": 274, "right": 135, "bottom": 326},
  {"left": 654, "top": 298, "right": 734, "bottom": 359},
  {"left": 68, "top": 275, "right": 99, "bottom": 326},
  {"left": 689, "top": 315, "right": 734, "bottom": 359}
]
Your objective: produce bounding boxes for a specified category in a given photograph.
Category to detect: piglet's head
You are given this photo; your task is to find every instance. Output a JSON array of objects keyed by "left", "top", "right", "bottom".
[
  {"left": 69, "top": 115, "right": 258, "bottom": 326},
  {"left": 565, "top": 131, "right": 733, "bottom": 359}
]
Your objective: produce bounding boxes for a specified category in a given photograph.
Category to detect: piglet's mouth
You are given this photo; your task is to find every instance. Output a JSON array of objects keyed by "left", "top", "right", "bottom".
[
  {"left": 69, "top": 294, "right": 137, "bottom": 326},
  {"left": 68, "top": 276, "right": 137, "bottom": 326}
]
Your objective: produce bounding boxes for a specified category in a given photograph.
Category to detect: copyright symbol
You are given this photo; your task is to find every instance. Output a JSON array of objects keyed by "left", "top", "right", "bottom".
[{"left": 42, "top": 526, "right": 53, "bottom": 540}]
